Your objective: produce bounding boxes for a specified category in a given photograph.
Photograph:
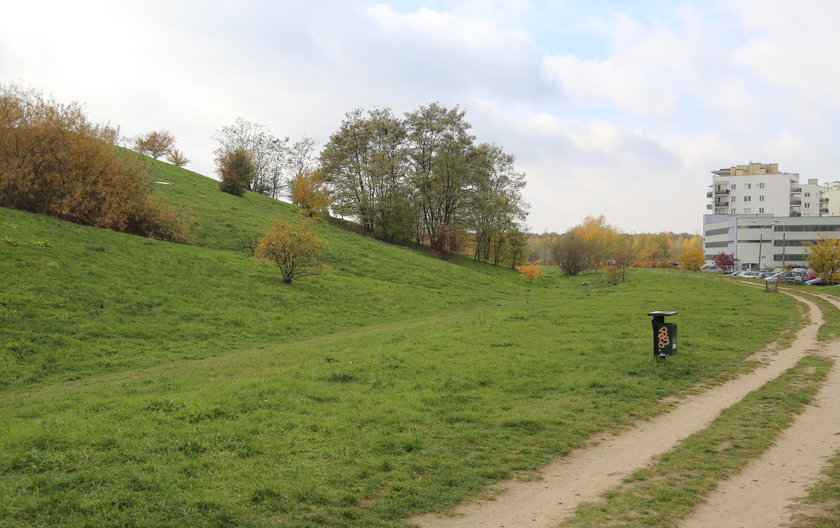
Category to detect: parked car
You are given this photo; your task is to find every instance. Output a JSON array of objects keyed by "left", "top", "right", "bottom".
[
  {"left": 740, "top": 271, "right": 763, "bottom": 279},
  {"left": 805, "top": 277, "right": 828, "bottom": 286},
  {"left": 700, "top": 264, "right": 722, "bottom": 273}
]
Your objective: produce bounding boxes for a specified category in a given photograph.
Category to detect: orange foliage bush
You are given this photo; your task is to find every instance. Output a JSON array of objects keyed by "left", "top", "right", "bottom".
[
  {"left": 0, "top": 85, "right": 186, "bottom": 241},
  {"left": 515, "top": 261, "right": 544, "bottom": 283}
]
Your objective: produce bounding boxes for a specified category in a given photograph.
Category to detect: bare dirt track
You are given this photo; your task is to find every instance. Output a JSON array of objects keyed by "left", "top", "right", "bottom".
[{"left": 412, "top": 291, "right": 840, "bottom": 528}]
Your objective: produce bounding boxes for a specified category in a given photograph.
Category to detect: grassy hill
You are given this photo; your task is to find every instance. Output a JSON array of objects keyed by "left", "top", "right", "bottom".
[
  {"left": 0, "top": 158, "right": 531, "bottom": 389},
  {"left": 0, "top": 159, "right": 805, "bottom": 527}
]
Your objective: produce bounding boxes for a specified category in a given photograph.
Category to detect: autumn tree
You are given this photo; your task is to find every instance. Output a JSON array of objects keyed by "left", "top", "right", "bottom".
[
  {"left": 166, "top": 148, "right": 189, "bottom": 167},
  {"left": 713, "top": 252, "right": 735, "bottom": 272},
  {"left": 806, "top": 234, "right": 840, "bottom": 284},
  {"left": 0, "top": 84, "right": 185, "bottom": 241},
  {"left": 516, "top": 261, "right": 544, "bottom": 283},
  {"left": 290, "top": 169, "right": 331, "bottom": 217},
  {"left": 217, "top": 148, "right": 255, "bottom": 196},
  {"left": 679, "top": 239, "right": 705, "bottom": 271},
  {"left": 254, "top": 218, "right": 328, "bottom": 284},
  {"left": 134, "top": 130, "right": 175, "bottom": 159}
]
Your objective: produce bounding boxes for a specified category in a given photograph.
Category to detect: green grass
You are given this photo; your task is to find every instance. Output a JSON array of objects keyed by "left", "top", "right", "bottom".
[
  {"left": 799, "top": 292, "right": 840, "bottom": 342},
  {"left": 0, "top": 159, "right": 810, "bottom": 527},
  {"left": 792, "top": 453, "right": 840, "bottom": 528},
  {"left": 560, "top": 354, "right": 832, "bottom": 528}
]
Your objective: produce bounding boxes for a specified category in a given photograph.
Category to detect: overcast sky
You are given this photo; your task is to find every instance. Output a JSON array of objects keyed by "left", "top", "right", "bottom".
[{"left": 3, "top": 0, "right": 839, "bottom": 234}]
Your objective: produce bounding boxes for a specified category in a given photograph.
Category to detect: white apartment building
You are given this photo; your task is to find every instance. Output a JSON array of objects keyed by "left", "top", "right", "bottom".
[
  {"left": 703, "top": 162, "right": 839, "bottom": 269},
  {"left": 706, "top": 162, "right": 824, "bottom": 217},
  {"left": 825, "top": 181, "right": 840, "bottom": 216}
]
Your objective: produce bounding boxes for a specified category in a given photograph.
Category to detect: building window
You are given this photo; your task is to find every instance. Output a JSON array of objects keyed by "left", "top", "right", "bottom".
[
  {"left": 746, "top": 183, "right": 752, "bottom": 189},
  {"left": 744, "top": 196, "right": 751, "bottom": 202},
  {"left": 731, "top": 196, "right": 736, "bottom": 202},
  {"left": 759, "top": 208, "right": 765, "bottom": 213},
  {"left": 732, "top": 184, "right": 737, "bottom": 190},
  {"left": 805, "top": 203, "right": 810, "bottom": 208},
  {"left": 759, "top": 195, "right": 764, "bottom": 201},
  {"left": 731, "top": 209, "right": 736, "bottom": 214},
  {"left": 744, "top": 208, "right": 751, "bottom": 213},
  {"left": 759, "top": 183, "right": 765, "bottom": 189}
]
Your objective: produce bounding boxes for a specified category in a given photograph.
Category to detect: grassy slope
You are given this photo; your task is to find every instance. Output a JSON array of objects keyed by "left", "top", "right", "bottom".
[
  {"left": 0, "top": 159, "right": 807, "bottom": 527},
  {"left": 0, "top": 159, "right": 524, "bottom": 388}
]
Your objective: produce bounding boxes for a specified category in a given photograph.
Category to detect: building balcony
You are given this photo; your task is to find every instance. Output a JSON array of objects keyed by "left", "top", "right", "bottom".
[
  {"left": 706, "top": 204, "right": 713, "bottom": 210},
  {"left": 790, "top": 187, "right": 802, "bottom": 193},
  {"left": 706, "top": 191, "right": 713, "bottom": 198},
  {"left": 714, "top": 188, "right": 730, "bottom": 194},
  {"left": 790, "top": 211, "right": 802, "bottom": 217},
  {"left": 820, "top": 208, "right": 829, "bottom": 214},
  {"left": 820, "top": 197, "right": 829, "bottom": 203},
  {"left": 714, "top": 207, "right": 729, "bottom": 215},
  {"left": 790, "top": 199, "right": 802, "bottom": 205},
  {"left": 715, "top": 200, "right": 729, "bottom": 207}
]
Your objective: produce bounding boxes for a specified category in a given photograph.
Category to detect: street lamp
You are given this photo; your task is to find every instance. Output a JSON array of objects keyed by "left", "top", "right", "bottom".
[{"left": 751, "top": 219, "right": 779, "bottom": 271}]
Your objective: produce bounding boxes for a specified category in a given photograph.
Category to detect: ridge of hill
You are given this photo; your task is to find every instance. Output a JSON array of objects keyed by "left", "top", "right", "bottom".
[{"left": 0, "top": 158, "right": 525, "bottom": 389}]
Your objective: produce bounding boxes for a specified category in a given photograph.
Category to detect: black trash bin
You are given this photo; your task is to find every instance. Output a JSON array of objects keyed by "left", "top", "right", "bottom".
[{"left": 647, "top": 311, "right": 678, "bottom": 358}]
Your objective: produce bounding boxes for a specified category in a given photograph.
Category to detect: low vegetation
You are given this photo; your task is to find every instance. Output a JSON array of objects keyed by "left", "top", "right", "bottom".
[{"left": 0, "top": 85, "right": 185, "bottom": 241}]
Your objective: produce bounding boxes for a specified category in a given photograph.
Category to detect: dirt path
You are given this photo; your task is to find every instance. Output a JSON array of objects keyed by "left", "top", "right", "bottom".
[
  {"left": 412, "top": 293, "right": 829, "bottom": 528},
  {"left": 679, "top": 292, "right": 840, "bottom": 528}
]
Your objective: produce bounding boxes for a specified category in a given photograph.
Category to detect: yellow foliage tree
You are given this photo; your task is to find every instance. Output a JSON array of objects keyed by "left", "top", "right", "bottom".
[
  {"left": 515, "top": 261, "right": 544, "bottom": 283},
  {"left": 806, "top": 234, "right": 840, "bottom": 284},
  {"left": 290, "top": 169, "right": 331, "bottom": 217},
  {"left": 679, "top": 238, "right": 705, "bottom": 271},
  {"left": 254, "top": 219, "right": 328, "bottom": 284}
]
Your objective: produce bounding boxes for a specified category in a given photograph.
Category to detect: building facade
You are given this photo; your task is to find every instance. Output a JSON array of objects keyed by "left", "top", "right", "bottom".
[
  {"left": 703, "top": 215, "right": 840, "bottom": 269},
  {"left": 703, "top": 163, "right": 838, "bottom": 269},
  {"left": 706, "top": 162, "right": 826, "bottom": 217}
]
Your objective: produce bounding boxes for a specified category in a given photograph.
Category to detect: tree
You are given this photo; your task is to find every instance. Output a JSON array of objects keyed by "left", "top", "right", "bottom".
[
  {"left": 679, "top": 246, "right": 705, "bottom": 271},
  {"left": 290, "top": 169, "right": 331, "bottom": 217},
  {"left": 214, "top": 118, "right": 289, "bottom": 198},
  {"left": 254, "top": 219, "right": 328, "bottom": 284},
  {"left": 713, "top": 252, "right": 735, "bottom": 273},
  {"left": 515, "top": 261, "right": 543, "bottom": 283},
  {"left": 166, "top": 148, "right": 189, "bottom": 167},
  {"left": 217, "top": 148, "right": 255, "bottom": 196},
  {"left": 806, "top": 234, "right": 840, "bottom": 284},
  {"left": 551, "top": 229, "right": 592, "bottom": 276},
  {"left": 0, "top": 84, "right": 185, "bottom": 241},
  {"left": 405, "top": 102, "right": 475, "bottom": 250},
  {"left": 320, "top": 107, "right": 415, "bottom": 242},
  {"left": 134, "top": 130, "right": 175, "bottom": 159}
]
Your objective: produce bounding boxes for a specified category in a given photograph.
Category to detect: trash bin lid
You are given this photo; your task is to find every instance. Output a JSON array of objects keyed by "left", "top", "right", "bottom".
[{"left": 647, "top": 311, "right": 678, "bottom": 317}]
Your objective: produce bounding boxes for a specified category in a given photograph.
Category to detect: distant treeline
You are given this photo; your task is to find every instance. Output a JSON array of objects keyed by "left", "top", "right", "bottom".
[{"left": 528, "top": 216, "right": 704, "bottom": 275}]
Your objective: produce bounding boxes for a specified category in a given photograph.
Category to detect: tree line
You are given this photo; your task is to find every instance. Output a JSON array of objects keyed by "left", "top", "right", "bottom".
[
  {"left": 528, "top": 216, "right": 705, "bottom": 283},
  {"left": 319, "top": 103, "right": 529, "bottom": 263}
]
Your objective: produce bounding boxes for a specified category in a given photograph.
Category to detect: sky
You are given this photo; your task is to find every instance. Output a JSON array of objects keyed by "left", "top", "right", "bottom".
[{"left": 3, "top": 0, "right": 840, "bottom": 234}]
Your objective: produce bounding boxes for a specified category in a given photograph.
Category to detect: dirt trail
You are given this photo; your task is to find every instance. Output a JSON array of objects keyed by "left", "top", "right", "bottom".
[
  {"left": 412, "top": 293, "right": 828, "bottom": 528},
  {"left": 679, "top": 292, "right": 840, "bottom": 528}
]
